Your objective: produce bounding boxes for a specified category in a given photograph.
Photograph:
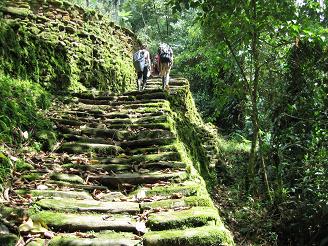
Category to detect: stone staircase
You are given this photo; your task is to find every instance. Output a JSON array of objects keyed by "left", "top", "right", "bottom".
[{"left": 1, "top": 78, "right": 233, "bottom": 246}]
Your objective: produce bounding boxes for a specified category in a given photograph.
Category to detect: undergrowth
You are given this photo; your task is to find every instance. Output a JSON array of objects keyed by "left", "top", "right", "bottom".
[{"left": 0, "top": 71, "right": 53, "bottom": 186}]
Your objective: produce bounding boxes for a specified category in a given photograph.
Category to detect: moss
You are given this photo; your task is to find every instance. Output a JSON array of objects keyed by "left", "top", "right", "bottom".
[
  {"left": 0, "top": 234, "right": 19, "bottom": 246},
  {"left": 1, "top": 7, "right": 32, "bottom": 17},
  {"left": 21, "top": 173, "right": 42, "bottom": 181},
  {"left": 0, "top": 0, "right": 139, "bottom": 93},
  {"left": 143, "top": 225, "right": 235, "bottom": 246},
  {"left": 141, "top": 196, "right": 214, "bottom": 210},
  {"left": 141, "top": 182, "right": 202, "bottom": 197},
  {"left": 167, "top": 82, "right": 216, "bottom": 187},
  {"left": 15, "top": 189, "right": 92, "bottom": 199},
  {"left": 50, "top": 173, "right": 84, "bottom": 184},
  {"left": 35, "top": 130, "right": 57, "bottom": 151},
  {"left": 15, "top": 159, "right": 34, "bottom": 172},
  {"left": 49, "top": 231, "right": 140, "bottom": 246},
  {"left": 0, "top": 152, "right": 12, "bottom": 185},
  {"left": 147, "top": 207, "right": 219, "bottom": 231}
]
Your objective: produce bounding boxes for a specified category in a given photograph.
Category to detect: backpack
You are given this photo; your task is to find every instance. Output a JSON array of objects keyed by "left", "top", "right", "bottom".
[
  {"left": 159, "top": 44, "right": 172, "bottom": 63},
  {"left": 133, "top": 50, "right": 145, "bottom": 72}
]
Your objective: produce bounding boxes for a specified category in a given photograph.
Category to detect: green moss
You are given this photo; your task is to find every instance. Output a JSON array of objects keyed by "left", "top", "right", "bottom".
[
  {"left": 0, "top": 152, "right": 12, "bottom": 185},
  {"left": 167, "top": 82, "right": 216, "bottom": 187},
  {"left": 15, "top": 189, "right": 92, "bottom": 199},
  {"left": 15, "top": 159, "right": 34, "bottom": 172},
  {"left": 0, "top": 234, "right": 19, "bottom": 246},
  {"left": 49, "top": 231, "right": 140, "bottom": 246},
  {"left": 141, "top": 196, "right": 214, "bottom": 210},
  {"left": 1, "top": 7, "right": 32, "bottom": 17},
  {"left": 143, "top": 225, "right": 235, "bottom": 246},
  {"left": 142, "top": 182, "right": 202, "bottom": 197},
  {"left": 147, "top": 207, "right": 219, "bottom": 231},
  {"left": 21, "top": 173, "right": 42, "bottom": 181},
  {"left": 35, "top": 130, "right": 57, "bottom": 151},
  {"left": 50, "top": 173, "right": 84, "bottom": 184}
]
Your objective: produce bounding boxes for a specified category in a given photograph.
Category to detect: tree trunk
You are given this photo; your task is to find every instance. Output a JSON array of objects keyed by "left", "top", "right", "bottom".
[{"left": 247, "top": 0, "right": 260, "bottom": 193}]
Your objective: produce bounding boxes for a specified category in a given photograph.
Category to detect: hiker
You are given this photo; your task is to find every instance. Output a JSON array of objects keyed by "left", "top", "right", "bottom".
[
  {"left": 152, "top": 54, "right": 160, "bottom": 75},
  {"left": 158, "top": 43, "right": 173, "bottom": 90},
  {"left": 133, "top": 44, "right": 151, "bottom": 91}
]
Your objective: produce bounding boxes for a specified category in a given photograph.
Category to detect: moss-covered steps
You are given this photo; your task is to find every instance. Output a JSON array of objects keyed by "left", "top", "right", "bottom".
[{"left": 2, "top": 78, "right": 233, "bottom": 245}]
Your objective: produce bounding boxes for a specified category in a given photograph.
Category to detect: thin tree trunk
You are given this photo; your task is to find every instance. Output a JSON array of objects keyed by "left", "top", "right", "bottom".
[
  {"left": 247, "top": 0, "right": 259, "bottom": 193},
  {"left": 152, "top": 0, "right": 162, "bottom": 39},
  {"left": 258, "top": 135, "right": 272, "bottom": 201}
]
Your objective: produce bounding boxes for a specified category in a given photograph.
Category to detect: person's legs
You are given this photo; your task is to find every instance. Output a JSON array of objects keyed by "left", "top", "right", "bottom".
[
  {"left": 137, "top": 71, "right": 142, "bottom": 91},
  {"left": 142, "top": 66, "right": 148, "bottom": 90}
]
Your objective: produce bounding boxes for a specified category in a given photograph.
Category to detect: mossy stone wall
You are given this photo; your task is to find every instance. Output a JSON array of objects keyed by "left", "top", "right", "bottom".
[{"left": 0, "top": 0, "right": 141, "bottom": 92}]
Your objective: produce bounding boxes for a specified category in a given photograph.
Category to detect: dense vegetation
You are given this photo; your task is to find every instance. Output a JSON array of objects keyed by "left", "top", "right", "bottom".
[
  {"left": 116, "top": 0, "right": 326, "bottom": 244},
  {"left": 0, "top": 0, "right": 327, "bottom": 245}
]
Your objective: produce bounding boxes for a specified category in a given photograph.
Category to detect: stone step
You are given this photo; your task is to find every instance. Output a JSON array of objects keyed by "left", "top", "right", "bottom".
[
  {"left": 143, "top": 225, "right": 234, "bottom": 246},
  {"left": 137, "top": 182, "right": 203, "bottom": 198},
  {"left": 57, "top": 126, "right": 174, "bottom": 141},
  {"left": 70, "top": 101, "right": 169, "bottom": 112},
  {"left": 146, "top": 206, "right": 219, "bottom": 231},
  {"left": 54, "top": 109, "right": 167, "bottom": 120},
  {"left": 59, "top": 142, "right": 123, "bottom": 155},
  {"left": 79, "top": 98, "right": 166, "bottom": 106},
  {"left": 36, "top": 198, "right": 140, "bottom": 214},
  {"left": 58, "top": 136, "right": 175, "bottom": 153},
  {"left": 15, "top": 189, "right": 93, "bottom": 200},
  {"left": 64, "top": 161, "right": 186, "bottom": 173},
  {"left": 75, "top": 91, "right": 165, "bottom": 101},
  {"left": 90, "top": 152, "right": 181, "bottom": 164},
  {"left": 49, "top": 231, "right": 141, "bottom": 246},
  {"left": 30, "top": 211, "right": 138, "bottom": 233},
  {"left": 54, "top": 114, "right": 169, "bottom": 126},
  {"left": 140, "top": 195, "right": 213, "bottom": 211},
  {"left": 88, "top": 170, "right": 187, "bottom": 187}
]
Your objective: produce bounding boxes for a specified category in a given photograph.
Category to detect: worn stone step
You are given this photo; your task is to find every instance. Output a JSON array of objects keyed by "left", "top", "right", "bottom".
[
  {"left": 49, "top": 231, "right": 141, "bottom": 246},
  {"left": 37, "top": 198, "right": 140, "bottom": 214},
  {"left": 30, "top": 211, "right": 138, "bottom": 233},
  {"left": 75, "top": 91, "right": 165, "bottom": 101},
  {"left": 50, "top": 173, "right": 85, "bottom": 184},
  {"left": 146, "top": 206, "right": 219, "bottom": 231},
  {"left": 54, "top": 114, "right": 169, "bottom": 126},
  {"left": 123, "top": 88, "right": 162, "bottom": 96},
  {"left": 140, "top": 195, "right": 213, "bottom": 211},
  {"left": 15, "top": 189, "right": 93, "bottom": 200},
  {"left": 136, "top": 182, "right": 203, "bottom": 198},
  {"left": 65, "top": 161, "right": 185, "bottom": 173},
  {"left": 91, "top": 152, "right": 181, "bottom": 165},
  {"left": 79, "top": 98, "right": 166, "bottom": 106},
  {"left": 88, "top": 170, "right": 187, "bottom": 187},
  {"left": 71, "top": 101, "right": 169, "bottom": 112},
  {"left": 59, "top": 142, "right": 123, "bottom": 155},
  {"left": 56, "top": 109, "right": 166, "bottom": 120},
  {"left": 61, "top": 134, "right": 116, "bottom": 145},
  {"left": 58, "top": 136, "right": 175, "bottom": 153},
  {"left": 143, "top": 225, "right": 234, "bottom": 246},
  {"left": 119, "top": 137, "right": 176, "bottom": 149},
  {"left": 46, "top": 181, "right": 108, "bottom": 191},
  {"left": 57, "top": 126, "right": 174, "bottom": 141}
]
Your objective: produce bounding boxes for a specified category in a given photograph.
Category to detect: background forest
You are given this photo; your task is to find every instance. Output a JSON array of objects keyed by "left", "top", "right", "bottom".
[{"left": 0, "top": 0, "right": 327, "bottom": 245}]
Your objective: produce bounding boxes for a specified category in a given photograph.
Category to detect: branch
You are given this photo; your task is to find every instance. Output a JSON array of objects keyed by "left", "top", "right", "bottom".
[{"left": 217, "top": 26, "right": 251, "bottom": 93}]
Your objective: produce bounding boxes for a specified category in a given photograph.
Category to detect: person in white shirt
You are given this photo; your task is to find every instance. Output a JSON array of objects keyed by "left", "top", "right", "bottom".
[{"left": 135, "top": 44, "right": 151, "bottom": 91}]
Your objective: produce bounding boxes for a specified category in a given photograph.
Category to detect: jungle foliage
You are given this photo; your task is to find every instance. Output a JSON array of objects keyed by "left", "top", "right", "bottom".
[
  {"left": 0, "top": 0, "right": 327, "bottom": 244},
  {"left": 117, "top": 0, "right": 327, "bottom": 244}
]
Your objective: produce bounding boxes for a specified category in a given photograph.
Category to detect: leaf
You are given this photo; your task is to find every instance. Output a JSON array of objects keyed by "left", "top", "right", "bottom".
[
  {"left": 19, "top": 218, "right": 34, "bottom": 232},
  {"left": 136, "top": 221, "right": 146, "bottom": 234}
]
